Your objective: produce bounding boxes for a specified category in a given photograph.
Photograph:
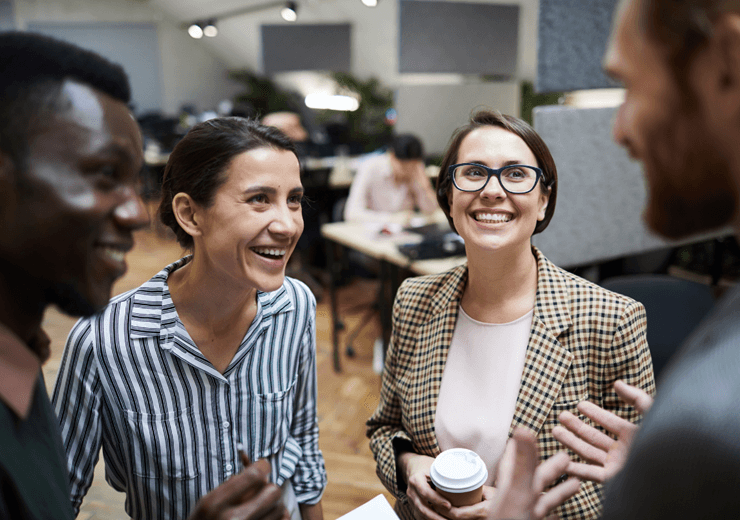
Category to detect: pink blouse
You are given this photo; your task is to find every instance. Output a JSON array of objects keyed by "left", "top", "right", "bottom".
[{"left": 435, "top": 306, "right": 533, "bottom": 485}]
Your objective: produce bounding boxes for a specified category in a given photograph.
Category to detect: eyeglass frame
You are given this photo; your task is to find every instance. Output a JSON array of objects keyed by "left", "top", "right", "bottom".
[{"left": 448, "top": 163, "right": 550, "bottom": 194}]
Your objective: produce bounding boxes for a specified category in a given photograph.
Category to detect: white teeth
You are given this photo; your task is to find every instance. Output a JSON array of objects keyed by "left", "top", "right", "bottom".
[
  {"left": 476, "top": 213, "right": 512, "bottom": 223},
  {"left": 100, "top": 246, "right": 126, "bottom": 262},
  {"left": 253, "top": 247, "right": 286, "bottom": 257}
]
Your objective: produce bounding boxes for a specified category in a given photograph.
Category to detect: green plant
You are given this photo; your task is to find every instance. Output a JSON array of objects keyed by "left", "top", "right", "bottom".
[
  {"left": 520, "top": 81, "right": 563, "bottom": 125},
  {"left": 228, "top": 70, "right": 301, "bottom": 117},
  {"left": 326, "top": 72, "right": 394, "bottom": 152}
]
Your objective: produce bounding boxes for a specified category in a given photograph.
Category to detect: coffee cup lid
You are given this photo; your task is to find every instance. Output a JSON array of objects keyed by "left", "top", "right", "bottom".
[{"left": 430, "top": 448, "right": 488, "bottom": 493}]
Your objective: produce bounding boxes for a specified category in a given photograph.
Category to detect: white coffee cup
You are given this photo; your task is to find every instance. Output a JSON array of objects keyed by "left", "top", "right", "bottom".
[{"left": 429, "top": 448, "right": 488, "bottom": 507}]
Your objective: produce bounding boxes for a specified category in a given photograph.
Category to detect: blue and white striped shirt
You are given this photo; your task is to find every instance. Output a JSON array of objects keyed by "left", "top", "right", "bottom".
[{"left": 52, "top": 257, "right": 326, "bottom": 520}]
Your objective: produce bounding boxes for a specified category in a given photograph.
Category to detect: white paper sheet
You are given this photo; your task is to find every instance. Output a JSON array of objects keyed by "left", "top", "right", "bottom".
[{"left": 336, "top": 494, "right": 400, "bottom": 520}]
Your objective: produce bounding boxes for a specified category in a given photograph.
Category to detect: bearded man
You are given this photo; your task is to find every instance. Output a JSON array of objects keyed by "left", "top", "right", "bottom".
[{"left": 551, "top": 1, "right": 740, "bottom": 518}]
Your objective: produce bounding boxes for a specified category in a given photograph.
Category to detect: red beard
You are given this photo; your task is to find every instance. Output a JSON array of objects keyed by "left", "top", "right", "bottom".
[{"left": 640, "top": 102, "right": 737, "bottom": 239}]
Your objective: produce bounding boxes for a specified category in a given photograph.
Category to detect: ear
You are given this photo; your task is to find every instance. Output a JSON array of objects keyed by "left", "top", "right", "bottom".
[
  {"left": 172, "top": 192, "right": 202, "bottom": 239},
  {"left": 537, "top": 186, "right": 550, "bottom": 222},
  {"left": 697, "top": 14, "right": 740, "bottom": 121}
]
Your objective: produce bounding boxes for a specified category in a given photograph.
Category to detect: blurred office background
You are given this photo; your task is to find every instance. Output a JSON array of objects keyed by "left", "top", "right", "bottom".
[{"left": 4, "top": 0, "right": 740, "bottom": 518}]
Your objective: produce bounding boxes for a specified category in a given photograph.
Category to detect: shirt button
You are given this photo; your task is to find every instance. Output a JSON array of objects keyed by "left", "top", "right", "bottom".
[
  {"left": 225, "top": 463, "right": 233, "bottom": 471},
  {"left": 222, "top": 421, "right": 230, "bottom": 429}
]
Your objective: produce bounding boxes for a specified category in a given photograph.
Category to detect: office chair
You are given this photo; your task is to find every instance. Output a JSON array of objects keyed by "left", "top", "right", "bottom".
[{"left": 600, "top": 274, "right": 716, "bottom": 382}]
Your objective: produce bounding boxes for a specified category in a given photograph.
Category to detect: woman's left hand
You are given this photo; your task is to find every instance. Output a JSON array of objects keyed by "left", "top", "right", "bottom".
[{"left": 434, "top": 486, "right": 497, "bottom": 520}]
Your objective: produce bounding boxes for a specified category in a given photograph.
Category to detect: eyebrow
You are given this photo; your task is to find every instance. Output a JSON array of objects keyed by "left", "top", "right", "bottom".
[
  {"left": 242, "top": 185, "right": 305, "bottom": 195},
  {"left": 464, "top": 159, "right": 530, "bottom": 168}
]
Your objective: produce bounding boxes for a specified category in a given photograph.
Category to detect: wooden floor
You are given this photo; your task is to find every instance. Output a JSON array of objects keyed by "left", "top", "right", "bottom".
[{"left": 41, "top": 216, "right": 394, "bottom": 519}]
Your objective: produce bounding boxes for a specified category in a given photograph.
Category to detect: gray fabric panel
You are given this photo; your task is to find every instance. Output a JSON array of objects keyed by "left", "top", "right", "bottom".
[
  {"left": 537, "top": 0, "right": 620, "bottom": 93},
  {"left": 0, "top": 0, "right": 14, "bottom": 32},
  {"left": 532, "top": 105, "right": 729, "bottom": 268},
  {"left": 394, "top": 82, "right": 520, "bottom": 156},
  {"left": 261, "top": 24, "right": 350, "bottom": 74},
  {"left": 399, "top": 0, "right": 518, "bottom": 75},
  {"left": 26, "top": 22, "right": 162, "bottom": 114}
]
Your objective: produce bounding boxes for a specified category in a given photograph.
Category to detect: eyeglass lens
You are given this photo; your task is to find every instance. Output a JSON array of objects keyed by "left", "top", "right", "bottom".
[{"left": 453, "top": 164, "right": 538, "bottom": 193}]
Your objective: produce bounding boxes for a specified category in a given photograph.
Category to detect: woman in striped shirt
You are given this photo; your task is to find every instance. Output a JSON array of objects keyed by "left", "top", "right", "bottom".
[{"left": 52, "top": 117, "right": 327, "bottom": 520}]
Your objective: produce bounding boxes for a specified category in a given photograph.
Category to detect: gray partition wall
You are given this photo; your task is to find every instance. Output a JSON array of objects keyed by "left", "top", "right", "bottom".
[
  {"left": 533, "top": 0, "right": 730, "bottom": 268},
  {"left": 261, "top": 24, "right": 351, "bottom": 74},
  {"left": 537, "top": 0, "right": 619, "bottom": 92},
  {"left": 27, "top": 22, "right": 163, "bottom": 114},
  {"left": 0, "top": 0, "right": 14, "bottom": 31},
  {"left": 394, "top": 82, "right": 520, "bottom": 156},
  {"left": 531, "top": 106, "right": 730, "bottom": 268}
]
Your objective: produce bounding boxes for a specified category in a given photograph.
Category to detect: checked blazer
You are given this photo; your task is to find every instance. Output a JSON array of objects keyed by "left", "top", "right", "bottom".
[{"left": 367, "top": 247, "right": 655, "bottom": 519}]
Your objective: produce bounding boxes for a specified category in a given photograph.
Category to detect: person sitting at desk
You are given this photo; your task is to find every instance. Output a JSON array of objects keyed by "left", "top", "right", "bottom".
[
  {"left": 53, "top": 117, "right": 326, "bottom": 520},
  {"left": 344, "top": 134, "right": 437, "bottom": 222},
  {"left": 366, "top": 110, "right": 655, "bottom": 520}
]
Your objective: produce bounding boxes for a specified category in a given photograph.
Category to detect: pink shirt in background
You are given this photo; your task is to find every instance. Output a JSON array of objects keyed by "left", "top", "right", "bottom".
[
  {"left": 343, "top": 153, "right": 435, "bottom": 222},
  {"left": 435, "top": 306, "right": 532, "bottom": 485}
]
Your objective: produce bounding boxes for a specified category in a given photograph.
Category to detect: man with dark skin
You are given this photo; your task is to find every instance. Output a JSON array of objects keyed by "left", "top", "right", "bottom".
[
  {"left": 546, "top": 0, "right": 740, "bottom": 518},
  {"left": 0, "top": 32, "right": 286, "bottom": 520}
]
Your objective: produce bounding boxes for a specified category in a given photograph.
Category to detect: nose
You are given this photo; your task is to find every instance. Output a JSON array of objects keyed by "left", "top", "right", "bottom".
[
  {"left": 113, "top": 188, "right": 150, "bottom": 230},
  {"left": 268, "top": 203, "right": 302, "bottom": 238},
  {"left": 480, "top": 173, "right": 507, "bottom": 199}
]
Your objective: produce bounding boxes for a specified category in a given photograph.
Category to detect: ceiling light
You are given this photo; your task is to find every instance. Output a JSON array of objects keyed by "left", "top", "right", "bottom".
[
  {"left": 305, "top": 94, "right": 360, "bottom": 112},
  {"left": 203, "top": 19, "right": 218, "bottom": 37},
  {"left": 281, "top": 1, "right": 298, "bottom": 22},
  {"left": 188, "top": 23, "right": 204, "bottom": 39},
  {"left": 362, "top": 0, "right": 379, "bottom": 6}
]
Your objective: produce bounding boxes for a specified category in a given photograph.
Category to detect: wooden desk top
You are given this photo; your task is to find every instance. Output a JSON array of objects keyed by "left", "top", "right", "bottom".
[{"left": 321, "top": 213, "right": 466, "bottom": 277}]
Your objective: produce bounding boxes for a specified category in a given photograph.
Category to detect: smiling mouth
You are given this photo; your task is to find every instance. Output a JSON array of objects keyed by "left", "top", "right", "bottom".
[
  {"left": 475, "top": 213, "right": 512, "bottom": 223},
  {"left": 251, "top": 247, "right": 287, "bottom": 259},
  {"left": 97, "top": 245, "right": 128, "bottom": 263}
]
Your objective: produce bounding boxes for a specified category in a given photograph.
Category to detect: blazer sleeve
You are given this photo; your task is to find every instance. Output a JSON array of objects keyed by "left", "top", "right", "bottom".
[
  {"left": 603, "top": 300, "right": 656, "bottom": 418},
  {"left": 366, "top": 283, "right": 415, "bottom": 500},
  {"left": 554, "top": 292, "right": 656, "bottom": 520}
]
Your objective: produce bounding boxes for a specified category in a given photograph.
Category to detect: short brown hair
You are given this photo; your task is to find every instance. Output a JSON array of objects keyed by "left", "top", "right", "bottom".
[{"left": 436, "top": 110, "right": 558, "bottom": 235}]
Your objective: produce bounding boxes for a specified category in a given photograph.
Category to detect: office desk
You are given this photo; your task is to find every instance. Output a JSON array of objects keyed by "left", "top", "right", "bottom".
[{"left": 322, "top": 216, "right": 465, "bottom": 372}]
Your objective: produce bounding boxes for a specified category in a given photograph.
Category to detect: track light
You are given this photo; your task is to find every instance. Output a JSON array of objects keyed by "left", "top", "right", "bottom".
[
  {"left": 185, "top": 1, "right": 293, "bottom": 38},
  {"left": 361, "top": 0, "right": 379, "bottom": 6},
  {"left": 281, "top": 1, "right": 298, "bottom": 22},
  {"left": 203, "top": 19, "right": 218, "bottom": 37},
  {"left": 188, "top": 23, "right": 204, "bottom": 39}
]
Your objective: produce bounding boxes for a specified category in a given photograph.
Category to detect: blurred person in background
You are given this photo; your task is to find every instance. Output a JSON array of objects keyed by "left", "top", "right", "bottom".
[
  {"left": 262, "top": 112, "right": 309, "bottom": 144},
  {"left": 344, "top": 134, "right": 437, "bottom": 222},
  {"left": 367, "top": 111, "right": 655, "bottom": 520}
]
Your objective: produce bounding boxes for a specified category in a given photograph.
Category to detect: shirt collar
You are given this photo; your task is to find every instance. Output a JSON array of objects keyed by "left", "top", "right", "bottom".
[
  {"left": 129, "top": 256, "right": 295, "bottom": 341},
  {"left": 0, "top": 323, "right": 43, "bottom": 419}
]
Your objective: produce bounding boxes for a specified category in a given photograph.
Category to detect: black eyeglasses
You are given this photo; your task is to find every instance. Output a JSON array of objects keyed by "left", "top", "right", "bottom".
[{"left": 449, "top": 163, "right": 546, "bottom": 194}]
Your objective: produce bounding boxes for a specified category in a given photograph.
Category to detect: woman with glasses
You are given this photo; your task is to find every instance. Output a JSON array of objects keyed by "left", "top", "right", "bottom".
[{"left": 367, "top": 111, "right": 655, "bottom": 520}]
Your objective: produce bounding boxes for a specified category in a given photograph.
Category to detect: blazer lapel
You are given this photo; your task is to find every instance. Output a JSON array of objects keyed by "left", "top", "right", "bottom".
[
  {"left": 408, "top": 266, "right": 467, "bottom": 456},
  {"left": 509, "top": 249, "right": 573, "bottom": 436}
]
